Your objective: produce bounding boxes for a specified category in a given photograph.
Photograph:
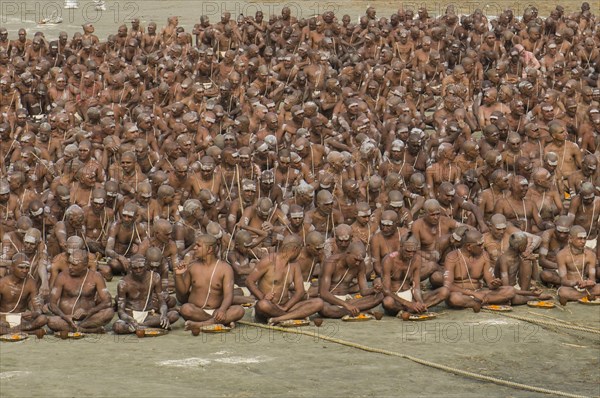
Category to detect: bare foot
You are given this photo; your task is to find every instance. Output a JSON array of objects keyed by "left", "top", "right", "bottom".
[
  {"left": 80, "top": 327, "right": 106, "bottom": 334},
  {"left": 472, "top": 300, "right": 481, "bottom": 313},
  {"left": 559, "top": 296, "right": 568, "bottom": 306},
  {"left": 184, "top": 320, "right": 214, "bottom": 330}
]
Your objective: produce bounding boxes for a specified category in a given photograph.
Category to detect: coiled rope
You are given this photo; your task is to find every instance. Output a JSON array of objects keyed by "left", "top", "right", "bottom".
[{"left": 238, "top": 320, "right": 591, "bottom": 398}]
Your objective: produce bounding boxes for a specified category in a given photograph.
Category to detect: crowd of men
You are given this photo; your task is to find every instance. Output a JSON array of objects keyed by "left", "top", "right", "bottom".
[{"left": 1, "top": 2, "right": 599, "bottom": 336}]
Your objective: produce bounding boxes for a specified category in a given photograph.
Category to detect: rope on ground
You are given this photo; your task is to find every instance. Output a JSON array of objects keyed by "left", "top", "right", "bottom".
[
  {"left": 482, "top": 310, "right": 600, "bottom": 335},
  {"left": 526, "top": 311, "right": 599, "bottom": 330},
  {"left": 238, "top": 320, "right": 590, "bottom": 398}
]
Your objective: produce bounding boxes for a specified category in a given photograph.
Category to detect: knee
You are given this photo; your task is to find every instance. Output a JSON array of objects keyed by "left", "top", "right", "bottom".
[
  {"left": 231, "top": 305, "right": 245, "bottom": 320},
  {"left": 47, "top": 316, "right": 65, "bottom": 331},
  {"left": 446, "top": 292, "right": 462, "bottom": 307},
  {"left": 318, "top": 303, "right": 337, "bottom": 318},
  {"left": 98, "top": 265, "right": 113, "bottom": 281},
  {"left": 37, "top": 314, "right": 48, "bottom": 326},
  {"left": 437, "top": 286, "right": 450, "bottom": 300},
  {"left": 540, "top": 270, "right": 558, "bottom": 283},
  {"left": 113, "top": 320, "right": 130, "bottom": 334},
  {"left": 255, "top": 299, "right": 271, "bottom": 314},
  {"left": 166, "top": 296, "right": 177, "bottom": 308},
  {"left": 430, "top": 272, "right": 444, "bottom": 286},
  {"left": 501, "top": 286, "right": 516, "bottom": 299},
  {"left": 179, "top": 303, "right": 195, "bottom": 319},
  {"left": 382, "top": 296, "right": 395, "bottom": 309},
  {"left": 167, "top": 311, "right": 180, "bottom": 323},
  {"left": 109, "top": 259, "right": 124, "bottom": 273},
  {"left": 312, "top": 298, "right": 324, "bottom": 312},
  {"left": 100, "top": 308, "right": 115, "bottom": 323}
]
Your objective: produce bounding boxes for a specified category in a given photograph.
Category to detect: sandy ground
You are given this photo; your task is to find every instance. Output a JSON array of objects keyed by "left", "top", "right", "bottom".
[{"left": 1, "top": 276, "right": 599, "bottom": 398}]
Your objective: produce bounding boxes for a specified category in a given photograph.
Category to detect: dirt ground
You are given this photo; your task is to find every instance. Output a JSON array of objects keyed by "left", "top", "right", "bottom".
[{"left": 1, "top": 276, "right": 599, "bottom": 398}]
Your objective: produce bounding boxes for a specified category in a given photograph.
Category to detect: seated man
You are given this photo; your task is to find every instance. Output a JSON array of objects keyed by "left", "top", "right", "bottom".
[
  {"left": 49, "top": 236, "right": 98, "bottom": 287},
  {"left": 0, "top": 253, "right": 47, "bottom": 334},
  {"left": 318, "top": 241, "right": 383, "bottom": 318},
  {"left": 1, "top": 217, "right": 33, "bottom": 273},
  {"left": 382, "top": 237, "right": 449, "bottom": 315},
  {"left": 444, "top": 230, "right": 516, "bottom": 311},
  {"left": 497, "top": 232, "right": 552, "bottom": 305},
  {"left": 539, "top": 216, "right": 572, "bottom": 286},
  {"left": 20, "top": 228, "right": 50, "bottom": 298},
  {"left": 104, "top": 202, "right": 145, "bottom": 278},
  {"left": 145, "top": 246, "right": 176, "bottom": 308},
  {"left": 292, "top": 231, "right": 325, "bottom": 298},
  {"left": 370, "top": 211, "right": 403, "bottom": 278},
  {"left": 113, "top": 255, "right": 179, "bottom": 334},
  {"left": 412, "top": 199, "right": 460, "bottom": 287},
  {"left": 556, "top": 226, "right": 599, "bottom": 305},
  {"left": 482, "top": 213, "right": 542, "bottom": 288},
  {"left": 239, "top": 197, "right": 287, "bottom": 250},
  {"left": 246, "top": 235, "right": 324, "bottom": 325},
  {"left": 137, "top": 219, "right": 180, "bottom": 272},
  {"left": 324, "top": 224, "right": 353, "bottom": 258},
  {"left": 175, "top": 235, "right": 245, "bottom": 330},
  {"left": 47, "top": 249, "right": 115, "bottom": 333},
  {"left": 227, "top": 228, "right": 268, "bottom": 304}
]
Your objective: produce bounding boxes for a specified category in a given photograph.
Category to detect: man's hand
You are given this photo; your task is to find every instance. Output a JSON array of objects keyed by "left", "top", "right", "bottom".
[
  {"left": 264, "top": 292, "right": 275, "bottom": 301},
  {"left": 579, "top": 280, "right": 595, "bottom": 289},
  {"left": 72, "top": 308, "right": 87, "bottom": 320},
  {"left": 120, "top": 256, "right": 130, "bottom": 271},
  {"left": 160, "top": 313, "right": 170, "bottom": 329},
  {"left": 174, "top": 261, "right": 188, "bottom": 275},
  {"left": 213, "top": 309, "right": 226, "bottom": 323},
  {"left": 490, "top": 278, "right": 502, "bottom": 290},
  {"left": 344, "top": 303, "right": 360, "bottom": 316},
  {"left": 261, "top": 221, "right": 273, "bottom": 232},
  {"left": 372, "top": 282, "right": 383, "bottom": 292},
  {"left": 410, "top": 302, "right": 427, "bottom": 313},
  {"left": 64, "top": 315, "right": 77, "bottom": 330},
  {"left": 105, "top": 143, "right": 119, "bottom": 153},
  {"left": 129, "top": 318, "right": 140, "bottom": 329},
  {"left": 39, "top": 283, "right": 50, "bottom": 296}
]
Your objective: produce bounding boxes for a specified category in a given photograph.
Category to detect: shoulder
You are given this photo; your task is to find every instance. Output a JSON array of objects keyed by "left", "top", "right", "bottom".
[
  {"left": 324, "top": 253, "right": 342, "bottom": 266},
  {"left": 54, "top": 271, "right": 69, "bottom": 285},
  {"left": 92, "top": 270, "right": 107, "bottom": 283},
  {"left": 445, "top": 250, "right": 460, "bottom": 263},
  {"left": 25, "top": 276, "right": 38, "bottom": 290},
  {"left": 584, "top": 248, "right": 597, "bottom": 260}
]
